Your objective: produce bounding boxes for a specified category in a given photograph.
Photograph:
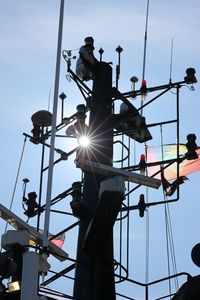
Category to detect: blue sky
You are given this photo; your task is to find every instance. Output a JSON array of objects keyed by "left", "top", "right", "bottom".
[{"left": 0, "top": 1, "right": 200, "bottom": 299}]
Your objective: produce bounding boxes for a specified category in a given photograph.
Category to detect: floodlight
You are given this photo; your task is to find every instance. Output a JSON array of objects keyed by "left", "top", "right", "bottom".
[{"left": 114, "top": 110, "right": 152, "bottom": 143}]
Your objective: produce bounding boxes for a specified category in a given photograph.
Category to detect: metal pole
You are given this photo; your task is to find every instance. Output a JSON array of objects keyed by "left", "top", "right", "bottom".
[
  {"left": 20, "top": 252, "right": 40, "bottom": 300},
  {"left": 43, "top": 0, "right": 65, "bottom": 248},
  {"left": 73, "top": 62, "right": 115, "bottom": 300},
  {"left": 145, "top": 285, "right": 149, "bottom": 300},
  {"left": 176, "top": 85, "right": 180, "bottom": 198}
]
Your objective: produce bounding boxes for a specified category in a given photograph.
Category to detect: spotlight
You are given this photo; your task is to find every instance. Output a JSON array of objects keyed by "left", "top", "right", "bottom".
[
  {"left": 115, "top": 106, "right": 152, "bottom": 143},
  {"left": 78, "top": 135, "right": 90, "bottom": 147}
]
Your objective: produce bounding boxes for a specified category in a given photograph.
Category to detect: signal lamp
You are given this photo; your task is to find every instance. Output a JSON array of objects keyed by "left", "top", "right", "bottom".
[
  {"left": 184, "top": 68, "right": 197, "bottom": 84},
  {"left": 140, "top": 79, "right": 148, "bottom": 101},
  {"left": 138, "top": 194, "right": 146, "bottom": 217},
  {"left": 139, "top": 154, "right": 146, "bottom": 175}
]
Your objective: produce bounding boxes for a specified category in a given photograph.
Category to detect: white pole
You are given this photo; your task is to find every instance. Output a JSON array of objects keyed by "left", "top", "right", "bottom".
[{"left": 43, "top": 0, "right": 65, "bottom": 248}]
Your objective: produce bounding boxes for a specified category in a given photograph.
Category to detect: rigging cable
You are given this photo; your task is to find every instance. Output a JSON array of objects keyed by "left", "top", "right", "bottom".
[
  {"left": 160, "top": 125, "right": 172, "bottom": 297},
  {"left": 126, "top": 136, "right": 131, "bottom": 275},
  {"left": 3, "top": 136, "right": 27, "bottom": 236},
  {"left": 160, "top": 125, "right": 179, "bottom": 295},
  {"left": 145, "top": 143, "right": 150, "bottom": 285},
  {"left": 119, "top": 133, "right": 125, "bottom": 278}
]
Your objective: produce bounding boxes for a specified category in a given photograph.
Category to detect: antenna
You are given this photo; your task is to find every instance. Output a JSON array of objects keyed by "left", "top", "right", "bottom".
[
  {"left": 141, "top": 0, "right": 150, "bottom": 114},
  {"left": 116, "top": 45, "right": 123, "bottom": 89},
  {"left": 169, "top": 37, "right": 174, "bottom": 84},
  {"left": 142, "top": 0, "right": 150, "bottom": 82},
  {"left": 48, "top": 88, "right": 51, "bottom": 111}
]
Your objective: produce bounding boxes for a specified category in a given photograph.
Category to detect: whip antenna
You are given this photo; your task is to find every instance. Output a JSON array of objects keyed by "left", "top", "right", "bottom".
[
  {"left": 142, "top": 0, "right": 150, "bottom": 81},
  {"left": 169, "top": 37, "right": 174, "bottom": 84},
  {"left": 141, "top": 0, "right": 150, "bottom": 114}
]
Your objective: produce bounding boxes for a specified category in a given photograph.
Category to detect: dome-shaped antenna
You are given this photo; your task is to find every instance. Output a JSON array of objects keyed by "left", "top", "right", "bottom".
[
  {"left": 31, "top": 110, "right": 53, "bottom": 127},
  {"left": 191, "top": 243, "right": 200, "bottom": 267}
]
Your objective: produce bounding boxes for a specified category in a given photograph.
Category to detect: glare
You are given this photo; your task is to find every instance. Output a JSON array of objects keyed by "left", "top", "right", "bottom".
[{"left": 78, "top": 136, "right": 90, "bottom": 147}]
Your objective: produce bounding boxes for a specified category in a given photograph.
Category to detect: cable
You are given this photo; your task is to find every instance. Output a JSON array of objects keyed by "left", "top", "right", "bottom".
[
  {"left": 160, "top": 125, "right": 179, "bottom": 296},
  {"left": 119, "top": 134, "right": 125, "bottom": 278},
  {"left": 3, "top": 137, "right": 27, "bottom": 235},
  {"left": 126, "top": 137, "right": 131, "bottom": 275},
  {"left": 145, "top": 143, "right": 150, "bottom": 285},
  {"left": 160, "top": 125, "right": 172, "bottom": 297}
]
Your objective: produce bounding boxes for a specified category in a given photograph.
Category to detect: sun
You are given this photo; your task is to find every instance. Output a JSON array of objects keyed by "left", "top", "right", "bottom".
[{"left": 78, "top": 135, "right": 90, "bottom": 147}]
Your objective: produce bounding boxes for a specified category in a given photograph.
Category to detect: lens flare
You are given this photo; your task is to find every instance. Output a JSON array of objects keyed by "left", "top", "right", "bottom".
[{"left": 78, "top": 136, "right": 90, "bottom": 147}]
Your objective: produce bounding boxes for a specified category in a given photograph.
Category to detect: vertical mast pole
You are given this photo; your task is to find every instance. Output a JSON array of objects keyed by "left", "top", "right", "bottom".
[
  {"left": 43, "top": 0, "right": 65, "bottom": 248},
  {"left": 74, "top": 62, "right": 115, "bottom": 299}
]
